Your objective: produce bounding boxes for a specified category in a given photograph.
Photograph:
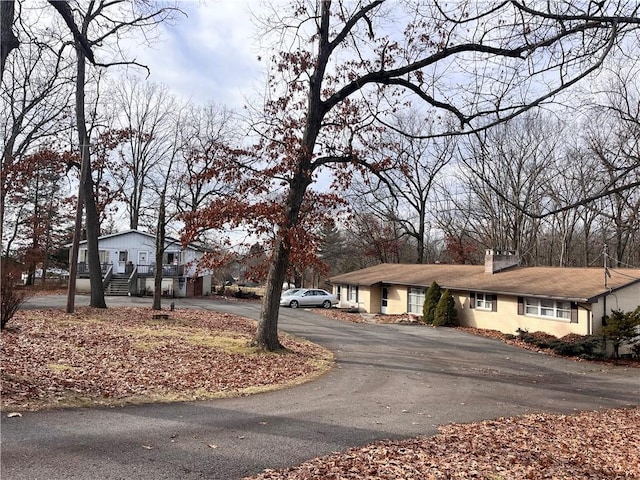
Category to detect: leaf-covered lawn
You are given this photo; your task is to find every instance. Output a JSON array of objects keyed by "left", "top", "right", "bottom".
[
  {"left": 0, "top": 307, "right": 332, "bottom": 411},
  {"left": 248, "top": 407, "right": 640, "bottom": 480}
]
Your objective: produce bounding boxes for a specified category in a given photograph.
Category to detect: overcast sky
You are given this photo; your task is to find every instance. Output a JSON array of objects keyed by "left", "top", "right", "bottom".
[{"left": 134, "top": 1, "right": 266, "bottom": 109}]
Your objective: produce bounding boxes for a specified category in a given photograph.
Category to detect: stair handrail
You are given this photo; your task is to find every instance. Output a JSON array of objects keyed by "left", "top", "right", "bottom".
[
  {"left": 128, "top": 266, "right": 138, "bottom": 296},
  {"left": 102, "top": 265, "right": 113, "bottom": 290}
]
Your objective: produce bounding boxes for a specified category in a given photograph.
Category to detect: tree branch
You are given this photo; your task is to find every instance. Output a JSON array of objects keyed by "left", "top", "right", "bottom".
[{"left": 47, "top": 0, "right": 96, "bottom": 64}]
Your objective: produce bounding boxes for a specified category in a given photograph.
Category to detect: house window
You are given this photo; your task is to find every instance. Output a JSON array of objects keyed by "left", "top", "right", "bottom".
[
  {"left": 408, "top": 287, "right": 426, "bottom": 314},
  {"left": 470, "top": 292, "right": 497, "bottom": 312},
  {"left": 347, "top": 285, "right": 358, "bottom": 302},
  {"left": 475, "top": 293, "right": 493, "bottom": 311},
  {"left": 525, "top": 298, "right": 571, "bottom": 320},
  {"left": 118, "top": 251, "right": 128, "bottom": 262},
  {"left": 98, "top": 250, "right": 109, "bottom": 264},
  {"left": 165, "top": 252, "right": 179, "bottom": 265}
]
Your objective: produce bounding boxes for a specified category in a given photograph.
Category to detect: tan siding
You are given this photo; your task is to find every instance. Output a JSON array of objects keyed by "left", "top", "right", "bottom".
[
  {"left": 385, "top": 286, "right": 408, "bottom": 315},
  {"left": 358, "top": 287, "right": 370, "bottom": 312},
  {"left": 369, "top": 287, "right": 382, "bottom": 314},
  {"left": 329, "top": 263, "right": 640, "bottom": 302},
  {"left": 456, "top": 293, "right": 590, "bottom": 336},
  {"left": 330, "top": 265, "right": 638, "bottom": 339}
]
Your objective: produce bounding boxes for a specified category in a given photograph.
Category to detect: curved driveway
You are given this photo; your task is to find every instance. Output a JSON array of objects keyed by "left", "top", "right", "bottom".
[{"left": 2, "top": 295, "right": 639, "bottom": 479}]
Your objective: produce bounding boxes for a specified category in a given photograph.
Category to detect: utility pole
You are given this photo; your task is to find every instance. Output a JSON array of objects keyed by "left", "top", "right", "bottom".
[{"left": 603, "top": 243, "right": 610, "bottom": 289}]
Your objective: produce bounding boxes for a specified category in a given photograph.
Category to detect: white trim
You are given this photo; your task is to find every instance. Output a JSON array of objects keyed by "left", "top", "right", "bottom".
[
  {"left": 408, "top": 287, "right": 425, "bottom": 315},
  {"left": 525, "top": 297, "right": 571, "bottom": 321},
  {"left": 475, "top": 292, "right": 493, "bottom": 311}
]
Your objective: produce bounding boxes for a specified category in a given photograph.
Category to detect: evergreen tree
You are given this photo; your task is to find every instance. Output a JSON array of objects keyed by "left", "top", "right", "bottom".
[
  {"left": 601, "top": 308, "right": 640, "bottom": 358},
  {"left": 423, "top": 281, "right": 441, "bottom": 325},
  {"left": 433, "top": 289, "right": 458, "bottom": 327}
]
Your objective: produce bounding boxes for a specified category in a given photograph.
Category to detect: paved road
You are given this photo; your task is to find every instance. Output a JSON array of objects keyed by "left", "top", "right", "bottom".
[{"left": 2, "top": 295, "right": 639, "bottom": 479}]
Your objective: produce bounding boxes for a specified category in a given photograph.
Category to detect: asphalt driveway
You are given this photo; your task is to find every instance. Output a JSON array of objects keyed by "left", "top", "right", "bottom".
[{"left": 2, "top": 295, "right": 639, "bottom": 479}]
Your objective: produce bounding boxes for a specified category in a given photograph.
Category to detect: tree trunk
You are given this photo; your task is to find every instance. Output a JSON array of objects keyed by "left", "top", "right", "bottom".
[
  {"left": 416, "top": 207, "right": 426, "bottom": 264},
  {"left": 252, "top": 172, "right": 313, "bottom": 351},
  {"left": 152, "top": 191, "right": 166, "bottom": 310},
  {"left": 253, "top": 239, "right": 289, "bottom": 351},
  {"left": 152, "top": 240, "right": 163, "bottom": 310},
  {"left": 0, "top": 0, "right": 19, "bottom": 80},
  {"left": 76, "top": 38, "right": 106, "bottom": 308}
]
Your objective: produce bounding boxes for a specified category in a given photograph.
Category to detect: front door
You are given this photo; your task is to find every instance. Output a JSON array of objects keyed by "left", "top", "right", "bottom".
[
  {"left": 138, "top": 251, "right": 149, "bottom": 266},
  {"left": 381, "top": 286, "right": 388, "bottom": 314},
  {"left": 117, "top": 251, "right": 128, "bottom": 274}
]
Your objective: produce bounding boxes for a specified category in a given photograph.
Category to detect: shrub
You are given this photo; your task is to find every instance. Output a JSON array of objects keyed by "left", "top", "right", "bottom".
[
  {"left": 557, "top": 334, "right": 600, "bottom": 357},
  {"left": 1, "top": 273, "right": 27, "bottom": 329},
  {"left": 516, "top": 329, "right": 556, "bottom": 348},
  {"left": 601, "top": 308, "right": 640, "bottom": 358},
  {"left": 516, "top": 329, "right": 603, "bottom": 358},
  {"left": 433, "top": 289, "right": 458, "bottom": 327},
  {"left": 549, "top": 341, "right": 586, "bottom": 357},
  {"left": 422, "top": 281, "right": 441, "bottom": 325}
]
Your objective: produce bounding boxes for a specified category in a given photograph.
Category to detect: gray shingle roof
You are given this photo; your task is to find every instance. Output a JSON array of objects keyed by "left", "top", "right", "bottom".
[{"left": 328, "top": 263, "right": 640, "bottom": 302}]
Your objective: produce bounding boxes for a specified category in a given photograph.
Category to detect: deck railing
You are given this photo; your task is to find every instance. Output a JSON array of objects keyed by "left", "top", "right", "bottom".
[
  {"left": 76, "top": 262, "right": 185, "bottom": 278},
  {"left": 135, "top": 264, "right": 185, "bottom": 277},
  {"left": 77, "top": 262, "right": 112, "bottom": 276}
]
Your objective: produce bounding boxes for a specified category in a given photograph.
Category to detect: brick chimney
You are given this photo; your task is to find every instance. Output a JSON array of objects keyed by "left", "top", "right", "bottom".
[{"left": 485, "top": 249, "right": 519, "bottom": 274}]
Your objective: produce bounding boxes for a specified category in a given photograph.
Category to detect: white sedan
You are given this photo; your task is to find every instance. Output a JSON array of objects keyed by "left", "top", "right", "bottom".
[{"left": 279, "top": 288, "right": 338, "bottom": 309}]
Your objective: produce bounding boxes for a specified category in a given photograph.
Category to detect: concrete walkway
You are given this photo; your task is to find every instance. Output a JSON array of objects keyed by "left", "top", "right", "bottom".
[{"left": 2, "top": 295, "right": 639, "bottom": 479}]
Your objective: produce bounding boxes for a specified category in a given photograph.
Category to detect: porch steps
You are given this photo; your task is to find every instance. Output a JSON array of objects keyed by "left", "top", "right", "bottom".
[{"left": 106, "top": 275, "right": 130, "bottom": 296}]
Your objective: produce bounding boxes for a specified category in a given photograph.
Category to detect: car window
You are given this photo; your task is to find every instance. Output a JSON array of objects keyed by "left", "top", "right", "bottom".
[{"left": 283, "top": 289, "right": 300, "bottom": 296}]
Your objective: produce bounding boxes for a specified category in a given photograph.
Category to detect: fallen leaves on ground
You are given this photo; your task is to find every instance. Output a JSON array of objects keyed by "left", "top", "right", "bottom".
[
  {"left": 0, "top": 307, "right": 332, "bottom": 411},
  {"left": 314, "top": 309, "right": 419, "bottom": 324},
  {"left": 247, "top": 407, "right": 640, "bottom": 480}
]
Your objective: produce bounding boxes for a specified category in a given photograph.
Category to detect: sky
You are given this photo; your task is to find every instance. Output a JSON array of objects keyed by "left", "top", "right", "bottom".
[{"left": 131, "top": 1, "right": 266, "bottom": 109}]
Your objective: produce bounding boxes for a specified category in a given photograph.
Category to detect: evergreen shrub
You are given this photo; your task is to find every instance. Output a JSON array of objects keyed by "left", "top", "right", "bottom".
[
  {"left": 433, "top": 289, "right": 458, "bottom": 327},
  {"left": 422, "top": 281, "right": 441, "bottom": 325}
]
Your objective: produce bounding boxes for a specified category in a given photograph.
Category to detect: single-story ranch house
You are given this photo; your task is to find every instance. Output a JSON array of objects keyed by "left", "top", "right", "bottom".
[
  {"left": 69, "top": 230, "right": 212, "bottom": 297},
  {"left": 328, "top": 250, "right": 640, "bottom": 338}
]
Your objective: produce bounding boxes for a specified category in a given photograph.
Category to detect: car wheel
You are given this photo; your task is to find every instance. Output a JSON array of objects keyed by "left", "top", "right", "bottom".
[
  {"left": 322, "top": 300, "right": 332, "bottom": 309},
  {"left": 290, "top": 300, "right": 299, "bottom": 309}
]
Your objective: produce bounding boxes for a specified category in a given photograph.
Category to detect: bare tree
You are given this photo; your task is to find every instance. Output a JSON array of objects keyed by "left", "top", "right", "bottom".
[
  {"left": 351, "top": 112, "right": 454, "bottom": 263},
  {"left": 542, "top": 139, "right": 603, "bottom": 267},
  {"left": 150, "top": 104, "right": 187, "bottom": 311},
  {"left": 109, "top": 76, "right": 178, "bottom": 230},
  {"left": 0, "top": 1, "right": 20, "bottom": 76},
  {"left": 1, "top": 0, "right": 94, "bottom": 81},
  {"left": 585, "top": 119, "right": 640, "bottom": 267},
  {"left": 174, "top": 102, "right": 238, "bottom": 214},
  {"left": 455, "top": 113, "right": 561, "bottom": 264},
  {"left": 1, "top": 14, "right": 74, "bottom": 260},
  {"left": 64, "top": 0, "right": 182, "bottom": 312}
]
